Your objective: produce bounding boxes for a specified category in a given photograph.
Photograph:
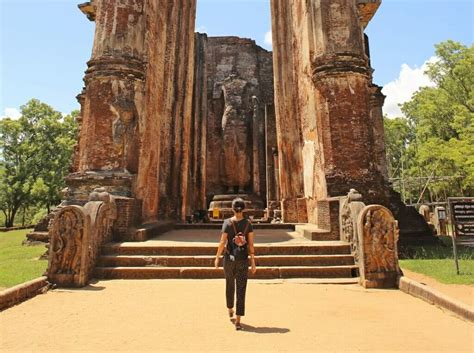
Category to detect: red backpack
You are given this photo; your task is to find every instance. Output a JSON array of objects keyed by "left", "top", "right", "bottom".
[{"left": 227, "top": 219, "right": 250, "bottom": 261}]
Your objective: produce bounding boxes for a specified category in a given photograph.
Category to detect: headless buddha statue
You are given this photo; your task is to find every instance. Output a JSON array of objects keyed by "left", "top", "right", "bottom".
[{"left": 220, "top": 75, "right": 251, "bottom": 194}]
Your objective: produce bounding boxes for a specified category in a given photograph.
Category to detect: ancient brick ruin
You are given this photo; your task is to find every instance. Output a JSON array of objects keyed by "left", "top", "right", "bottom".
[
  {"left": 194, "top": 35, "right": 278, "bottom": 220},
  {"left": 42, "top": 0, "right": 434, "bottom": 288}
]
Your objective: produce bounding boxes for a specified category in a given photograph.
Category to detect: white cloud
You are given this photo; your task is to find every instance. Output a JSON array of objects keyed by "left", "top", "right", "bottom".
[
  {"left": 382, "top": 57, "right": 437, "bottom": 118},
  {"left": 0, "top": 107, "right": 21, "bottom": 120},
  {"left": 196, "top": 25, "right": 207, "bottom": 33},
  {"left": 264, "top": 30, "right": 272, "bottom": 48}
]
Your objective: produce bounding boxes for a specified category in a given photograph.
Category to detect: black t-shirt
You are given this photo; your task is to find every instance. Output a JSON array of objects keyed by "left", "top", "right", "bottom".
[{"left": 222, "top": 218, "right": 253, "bottom": 258}]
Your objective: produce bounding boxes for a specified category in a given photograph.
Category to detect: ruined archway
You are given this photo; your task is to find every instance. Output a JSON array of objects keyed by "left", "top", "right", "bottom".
[{"left": 73, "top": 0, "right": 394, "bottom": 236}]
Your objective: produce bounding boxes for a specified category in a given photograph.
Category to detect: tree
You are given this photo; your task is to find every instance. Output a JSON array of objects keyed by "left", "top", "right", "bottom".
[
  {"left": 397, "top": 40, "right": 474, "bottom": 201},
  {"left": 0, "top": 118, "right": 34, "bottom": 227},
  {"left": 0, "top": 99, "right": 78, "bottom": 227},
  {"left": 384, "top": 116, "right": 412, "bottom": 179},
  {"left": 28, "top": 108, "right": 79, "bottom": 212}
]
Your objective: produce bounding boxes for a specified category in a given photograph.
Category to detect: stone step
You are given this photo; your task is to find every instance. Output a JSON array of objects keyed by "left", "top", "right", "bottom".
[
  {"left": 97, "top": 254, "right": 356, "bottom": 268},
  {"left": 25, "top": 231, "right": 50, "bottom": 243},
  {"left": 94, "top": 265, "right": 359, "bottom": 280},
  {"left": 295, "top": 225, "right": 338, "bottom": 241},
  {"left": 175, "top": 223, "right": 297, "bottom": 230},
  {"left": 101, "top": 243, "right": 352, "bottom": 256}
]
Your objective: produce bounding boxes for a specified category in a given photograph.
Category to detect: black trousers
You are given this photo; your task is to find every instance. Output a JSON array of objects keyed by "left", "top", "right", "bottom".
[{"left": 223, "top": 257, "right": 249, "bottom": 316}]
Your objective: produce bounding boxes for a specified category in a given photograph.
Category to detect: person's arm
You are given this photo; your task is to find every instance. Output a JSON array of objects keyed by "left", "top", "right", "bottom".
[
  {"left": 248, "top": 231, "right": 256, "bottom": 274},
  {"left": 214, "top": 232, "right": 227, "bottom": 268}
]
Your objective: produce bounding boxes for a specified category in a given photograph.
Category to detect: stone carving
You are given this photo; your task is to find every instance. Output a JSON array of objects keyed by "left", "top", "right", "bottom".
[
  {"left": 220, "top": 74, "right": 252, "bottom": 193},
  {"left": 87, "top": 188, "right": 117, "bottom": 245},
  {"left": 200, "top": 36, "right": 275, "bottom": 220},
  {"left": 47, "top": 188, "right": 117, "bottom": 287},
  {"left": 48, "top": 206, "right": 90, "bottom": 287},
  {"left": 357, "top": 205, "right": 400, "bottom": 288},
  {"left": 418, "top": 204, "right": 431, "bottom": 223},
  {"left": 339, "top": 189, "right": 365, "bottom": 264},
  {"left": 84, "top": 188, "right": 117, "bottom": 277},
  {"left": 110, "top": 95, "right": 139, "bottom": 174}
]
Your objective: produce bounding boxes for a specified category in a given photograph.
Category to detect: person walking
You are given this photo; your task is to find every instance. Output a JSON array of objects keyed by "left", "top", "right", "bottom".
[{"left": 214, "top": 197, "right": 257, "bottom": 330}]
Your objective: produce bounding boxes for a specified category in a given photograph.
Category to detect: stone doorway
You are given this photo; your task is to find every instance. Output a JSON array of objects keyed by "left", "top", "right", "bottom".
[
  {"left": 72, "top": 0, "right": 396, "bottom": 234},
  {"left": 192, "top": 34, "right": 277, "bottom": 221}
]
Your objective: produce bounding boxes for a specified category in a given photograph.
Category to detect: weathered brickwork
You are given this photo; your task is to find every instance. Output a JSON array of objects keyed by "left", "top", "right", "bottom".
[
  {"left": 64, "top": 1, "right": 429, "bottom": 242},
  {"left": 193, "top": 36, "right": 277, "bottom": 210},
  {"left": 112, "top": 197, "right": 141, "bottom": 241},
  {"left": 36, "top": 0, "right": 438, "bottom": 287},
  {"left": 271, "top": 0, "right": 390, "bottom": 228},
  {"left": 74, "top": 0, "right": 196, "bottom": 226}
]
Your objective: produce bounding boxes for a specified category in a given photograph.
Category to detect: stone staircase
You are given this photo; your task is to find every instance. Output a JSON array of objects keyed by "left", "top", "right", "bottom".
[
  {"left": 94, "top": 239, "right": 359, "bottom": 281},
  {"left": 24, "top": 206, "right": 63, "bottom": 245}
]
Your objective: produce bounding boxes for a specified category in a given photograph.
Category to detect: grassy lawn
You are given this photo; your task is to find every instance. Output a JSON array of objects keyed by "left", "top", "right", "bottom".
[
  {"left": 0, "top": 229, "right": 48, "bottom": 289},
  {"left": 399, "top": 236, "right": 474, "bottom": 285}
]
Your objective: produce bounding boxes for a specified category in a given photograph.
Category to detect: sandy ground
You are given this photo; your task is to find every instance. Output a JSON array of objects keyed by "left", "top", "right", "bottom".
[
  {"left": 401, "top": 268, "right": 474, "bottom": 307},
  {"left": 0, "top": 279, "right": 472, "bottom": 353}
]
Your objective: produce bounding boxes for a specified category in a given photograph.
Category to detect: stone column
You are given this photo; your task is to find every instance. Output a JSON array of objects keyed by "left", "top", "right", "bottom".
[
  {"left": 272, "top": 148, "right": 281, "bottom": 203},
  {"left": 252, "top": 96, "right": 261, "bottom": 196},
  {"left": 135, "top": 0, "right": 196, "bottom": 222},
  {"left": 311, "top": 0, "right": 374, "bottom": 196},
  {"left": 70, "top": 0, "right": 146, "bottom": 203},
  {"left": 190, "top": 33, "right": 208, "bottom": 212},
  {"left": 270, "top": 0, "right": 306, "bottom": 223},
  {"left": 370, "top": 84, "right": 389, "bottom": 181},
  {"left": 271, "top": 0, "right": 387, "bottom": 230},
  {"left": 312, "top": 0, "right": 388, "bottom": 205},
  {"left": 77, "top": 0, "right": 146, "bottom": 174}
]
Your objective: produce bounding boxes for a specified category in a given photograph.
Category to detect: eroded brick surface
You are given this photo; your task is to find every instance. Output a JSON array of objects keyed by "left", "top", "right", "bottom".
[{"left": 69, "top": 1, "right": 425, "bottom": 240}]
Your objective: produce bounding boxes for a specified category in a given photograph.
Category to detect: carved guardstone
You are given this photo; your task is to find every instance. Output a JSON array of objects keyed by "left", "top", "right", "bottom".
[
  {"left": 47, "top": 189, "right": 117, "bottom": 287},
  {"left": 48, "top": 206, "right": 90, "bottom": 287},
  {"left": 357, "top": 205, "right": 401, "bottom": 288}
]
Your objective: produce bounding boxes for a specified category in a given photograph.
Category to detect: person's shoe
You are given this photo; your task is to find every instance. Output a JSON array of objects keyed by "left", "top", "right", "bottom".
[{"left": 235, "top": 322, "right": 242, "bottom": 331}]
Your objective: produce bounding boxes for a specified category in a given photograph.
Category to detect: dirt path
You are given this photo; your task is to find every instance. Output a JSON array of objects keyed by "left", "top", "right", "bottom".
[
  {"left": 401, "top": 268, "right": 474, "bottom": 306},
  {"left": 1, "top": 279, "right": 472, "bottom": 353}
]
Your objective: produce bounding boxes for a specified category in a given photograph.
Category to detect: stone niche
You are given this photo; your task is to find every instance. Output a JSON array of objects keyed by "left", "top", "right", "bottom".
[{"left": 191, "top": 35, "right": 279, "bottom": 219}]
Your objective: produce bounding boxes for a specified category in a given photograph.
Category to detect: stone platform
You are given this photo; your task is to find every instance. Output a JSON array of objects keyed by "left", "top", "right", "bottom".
[
  {"left": 94, "top": 229, "right": 358, "bottom": 281},
  {"left": 208, "top": 194, "right": 266, "bottom": 220}
]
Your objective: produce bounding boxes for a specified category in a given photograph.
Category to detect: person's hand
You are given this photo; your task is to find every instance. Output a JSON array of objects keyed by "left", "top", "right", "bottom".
[
  {"left": 251, "top": 259, "right": 257, "bottom": 274},
  {"left": 214, "top": 257, "right": 220, "bottom": 269}
]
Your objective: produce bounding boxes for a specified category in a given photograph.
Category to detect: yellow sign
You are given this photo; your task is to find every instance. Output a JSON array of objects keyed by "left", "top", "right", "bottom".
[{"left": 212, "top": 208, "right": 220, "bottom": 219}]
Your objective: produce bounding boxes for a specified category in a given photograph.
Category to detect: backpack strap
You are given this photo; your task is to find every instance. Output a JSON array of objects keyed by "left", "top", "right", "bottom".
[
  {"left": 242, "top": 220, "right": 250, "bottom": 237},
  {"left": 231, "top": 219, "right": 250, "bottom": 236},
  {"left": 231, "top": 220, "right": 238, "bottom": 235}
]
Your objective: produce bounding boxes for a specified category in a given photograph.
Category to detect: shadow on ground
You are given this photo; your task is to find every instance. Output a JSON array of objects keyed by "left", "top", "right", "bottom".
[
  {"left": 240, "top": 324, "right": 290, "bottom": 334},
  {"left": 53, "top": 280, "right": 106, "bottom": 292},
  {"left": 230, "top": 318, "right": 290, "bottom": 334}
]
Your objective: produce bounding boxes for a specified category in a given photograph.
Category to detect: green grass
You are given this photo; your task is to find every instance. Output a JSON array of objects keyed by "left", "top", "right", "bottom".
[
  {"left": 0, "top": 229, "right": 48, "bottom": 289},
  {"left": 399, "top": 236, "right": 474, "bottom": 285},
  {"left": 400, "top": 260, "right": 474, "bottom": 285}
]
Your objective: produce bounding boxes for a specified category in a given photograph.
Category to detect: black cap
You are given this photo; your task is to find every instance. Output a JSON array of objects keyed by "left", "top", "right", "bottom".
[{"left": 232, "top": 198, "right": 246, "bottom": 212}]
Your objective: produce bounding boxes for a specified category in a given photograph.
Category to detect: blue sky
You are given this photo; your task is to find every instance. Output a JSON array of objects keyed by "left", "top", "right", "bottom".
[{"left": 1, "top": 0, "right": 473, "bottom": 118}]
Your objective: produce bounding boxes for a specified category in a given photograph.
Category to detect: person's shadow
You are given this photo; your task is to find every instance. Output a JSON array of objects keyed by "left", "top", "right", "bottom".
[
  {"left": 241, "top": 324, "right": 290, "bottom": 334},
  {"left": 231, "top": 319, "right": 289, "bottom": 334}
]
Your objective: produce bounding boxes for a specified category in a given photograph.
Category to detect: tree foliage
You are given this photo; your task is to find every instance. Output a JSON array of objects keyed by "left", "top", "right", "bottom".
[
  {"left": 385, "top": 41, "right": 473, "bottom": 203},
  {"left": 0, "top": 99, "right": 78, "bottom": 227}
]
